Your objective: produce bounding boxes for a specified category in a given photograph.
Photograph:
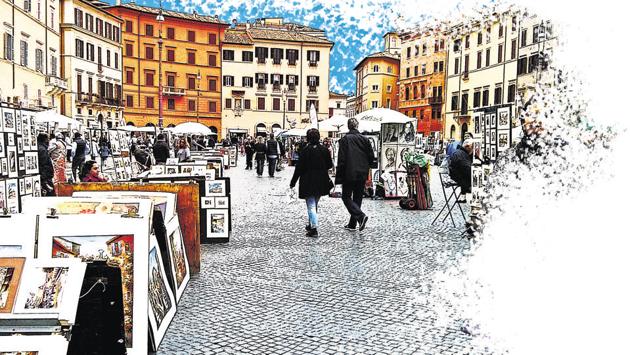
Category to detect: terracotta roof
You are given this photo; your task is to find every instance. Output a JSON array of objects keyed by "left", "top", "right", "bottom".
[
  {"left": 354, "top": 51, "right": 400, "bottom": 70},
  {"left": 109, "top": 3, "right": 228, "bottom": 25},
  {"left": 224, "top": 30, "right": 253, "bottom": 45},
  {"left": 247, "top": 28, "right": 333, "bottom": 45},
  {"left": 329, "top": 91, "right": 348, "bottom": 98}
]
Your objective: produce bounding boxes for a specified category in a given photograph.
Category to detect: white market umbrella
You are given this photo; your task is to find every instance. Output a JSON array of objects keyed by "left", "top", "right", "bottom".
[
  {"left": 170, "top": 122, "right": 213, "bottom": 135},
  {"left": 338, "top": 119, "right": 381, "bottom": 134},
  {"left": 309, "top": 103, "right": 318, "bottom": 129},
  {"left": 277, "top": 128, "right": 307, "bottom": 137},
  {"left": 318, "top": 114, "right": 347, "bottom": 132},
  {"left": 34, "top": 110, "right": 82, "bottom": 129},
  {"left": 355, "top": 108, "right": 415, "bottom": 124}
]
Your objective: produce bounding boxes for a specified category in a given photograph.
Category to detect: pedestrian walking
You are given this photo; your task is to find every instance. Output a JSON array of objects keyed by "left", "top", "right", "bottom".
[
  {"left": 98, "top": 138, "right": 111, "bottom": 168},
  {"left": 71, "top": 132, "right": 88, "bottom": 182},
  {"left": 253, "top": 136, "right": 266, "bottom": 177},
  {"left": 244, "top": 138, "right": 254, "bottom": 170},
  {"left": 335, "top": 118, "right": 376, "bottom": 231},
  {"left": 37, "top": 133, "right": 56, "bottom": 196},
  {"left": 265, "top": 134, "right": 284, "bottom": 177},
  {"left": 290, "top": 128, "right": 334, "bottom": 237},
  {"left": 48, "top": 133, "right": 67, "bottom": 184},
  {"left": 176, "top": 139, "right": 191, "bottom": 162},
  {"left": 152, "top": 133, "right": 170, "bottom": 164}
]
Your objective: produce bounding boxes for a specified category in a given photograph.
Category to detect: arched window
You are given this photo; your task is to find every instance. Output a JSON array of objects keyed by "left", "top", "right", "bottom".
[
  {"left": 126, "top": 121, "right": 135, "bottom": 126},
  {"left": 208, "top": 126, "right": 218, "bottom": 133},
  {"left": 450, "top": 124, "right": 456, "bottom": 139},
  {"left": 413, "top": 86, "right": 418, "bottom": 99},
  {"left": 145, "top": 122, "right": 155, "bottom": 127},
  {"left": 421, "top": 85, "right": 426, "bottom": 98},
  {"left": 461, "top": 123, "right": 468, "bottom": 142},
  {"left": 405, "top": 87, "right": 410, "bottom": 100}
]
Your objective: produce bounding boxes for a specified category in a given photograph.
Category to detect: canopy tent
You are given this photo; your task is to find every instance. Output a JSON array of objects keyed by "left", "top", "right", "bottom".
[
  {"left": 168, "top": 122, "right": 217, "bottom": 135},
  {"left": 34, "top": 110, "right": 82, "bottom": 129},
  {"left": 318, "top": 114, "right": 348, "bottom": 132},
  {"left": 277, "top": 128, "right": 307, "bottom": 137},
  {"left": 308, "top": 103, "right": 318, "bottom": 129},
  {"left": 355, "top": 108, "right": 415, "bottom": 124}
]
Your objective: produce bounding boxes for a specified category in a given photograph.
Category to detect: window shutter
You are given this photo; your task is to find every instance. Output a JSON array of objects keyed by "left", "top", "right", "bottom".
[
  {"left": 279, "top": 75, "right": 284, "bottom": 84},
  {"left": 316, "top": 76, "right": 319, "bottom": 86},
  {"left": 265, "top": 74, "right": 269, "bottom": 84},
  {"left": 264, "top": 48, "right": 268, "bottom": 58},
  {"left": 316, "top": 51, "right": 320, "bottom": 61}
]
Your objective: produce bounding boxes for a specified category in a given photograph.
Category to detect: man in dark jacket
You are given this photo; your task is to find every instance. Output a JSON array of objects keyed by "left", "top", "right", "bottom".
[
  {"left": 449, "top": 139, "right": 473, "bottom": 195},
  {"left": 265, "top": 134, "right": 284, "bottom": 177},
  {"left": 71, "top": 132, "right": 88, "bottom": 182},
  {"left": 153, "top": 134, "right": 170, "bottom": 163},
  {"left": 37, "top": 133, "right": 55, "bottom": 196},
  {"left": 335, "top": 118, "right": 376, "bottom": 231}
]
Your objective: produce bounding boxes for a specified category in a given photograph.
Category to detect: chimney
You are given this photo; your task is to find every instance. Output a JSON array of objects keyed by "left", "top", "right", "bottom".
[{"left": 116, "top": 0, "right": 121, "bottom": 5}]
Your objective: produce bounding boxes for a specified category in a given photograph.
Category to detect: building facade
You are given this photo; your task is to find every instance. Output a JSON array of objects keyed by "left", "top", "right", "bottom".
[
  {"left": 328, "top": 91, "right": 347, "bottom": 117},
  {"left": 0, "top": 0, "right": 67, "bottom": 110},
  {"left": 444, "top": 11, "right": 521, "bottom": 142},
  {"left": 220, "top": 18, "right": 333, "bottom": 138},
  {"left": 345, "top": 95, "right": 356, "bottom": 118},
  {"left": 60, "top": 0, "right": 123, "bottom": 128},
  {"left": 106, "top": 3, "right": 228, "bottom": 134},
  {"left": 398, "top": 28, "right": 447, "bottom": 138}
]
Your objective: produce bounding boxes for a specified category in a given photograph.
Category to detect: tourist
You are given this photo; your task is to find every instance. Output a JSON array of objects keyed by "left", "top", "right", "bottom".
[
  {"left": 80, "top": 160, "right": 107, "bottom": 182},
  {"left": 449, "top": 139, "right": 473, "bottom": 199},
  {"left": 265, "top": 134, "right": 284, "bottom": 177},
  {"left": 244, "top": 138, "right": 254, "bottom": 170},
  {"left": 71, "top": 132, "right": 88, "bottom": 182},
  {"left": 153, "top": 133, "right": 170, "bottom": 163},
  {"left": 289, "top": 128, "right": 334, "bottom": 237},
  {"left": 48, "top": 132, "right": 67, "bottom": 184},
  {"left": 98, "top": 138, "right": 111, "bottom": 168},
  {"left": 176, "top": 139, "right": 191, "bottom": 162},
  {"left": 335, "top": 118, "right": 376, "bottom": 231},
  {"left": 37, "top": 133, "right": 55, "bottom": 196},
  {"left": 253, "top": 136, "right": 266, "bottom": 177}
]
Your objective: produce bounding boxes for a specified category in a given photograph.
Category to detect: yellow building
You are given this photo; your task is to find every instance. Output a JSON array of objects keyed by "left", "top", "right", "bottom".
[
  {"left": 0, "top": 0, "right": 67, "bottom": 110},
  {"left": 60, "top": 0, "right": 124, "bottom": 129},
  {"left": 354, "top": 33, "right": 400, "bottom": 114},
  {"left": 221, "top": 18, "right": 334, "bottom": 138},
  {"left": 107, "top": 3, "right": 228, "bottom": 135}
]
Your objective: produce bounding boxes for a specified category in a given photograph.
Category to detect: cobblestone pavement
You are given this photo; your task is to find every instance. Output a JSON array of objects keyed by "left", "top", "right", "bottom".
[{"left": 159, "top": 160, "right": 475, "bottom": 354}]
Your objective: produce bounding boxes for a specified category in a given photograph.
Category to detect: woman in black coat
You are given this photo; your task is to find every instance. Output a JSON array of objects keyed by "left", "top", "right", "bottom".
[{"left": 289, "top": 128, "right": 334, "bottom": 237}]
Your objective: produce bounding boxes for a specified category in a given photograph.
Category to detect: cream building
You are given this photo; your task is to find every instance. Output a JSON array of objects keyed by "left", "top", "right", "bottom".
[
  {"left": 60, "top": 0, "right": 123, "bottom": 129},
  {"left": 0, "top": 0, "right": 67, "bottom": 110},
  {"left": 444, "top": 11, "right": 521, "bottom": 141},
  {"left": 328, "top": 91, "right": 347, "bottom": 117},
  {"left": 221, "top": 18, "right": 333, "bottom": 138},
  {"left": 345, "top": 95, "right": 356, "bottom": 118}
]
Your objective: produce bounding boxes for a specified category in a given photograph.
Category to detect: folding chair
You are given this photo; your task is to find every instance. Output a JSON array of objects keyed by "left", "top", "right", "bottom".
[{"left": 431, "top": 166, "right": 467, "bottom": 227}]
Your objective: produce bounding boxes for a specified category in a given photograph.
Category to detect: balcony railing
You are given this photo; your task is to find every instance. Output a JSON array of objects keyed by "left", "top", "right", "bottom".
[
  {"left": 308, "top": 60, "right": 318, "bottom": 67},
  {"left": 288, "top": 84, "right": 296, "bottom": 92},
  {"left": 462, "top": 71, "right": 469, "bottom": 80},
  {"left": 163, "top": 86, "right": 185, "bottom": 96},
  {"left": 272, "top": 84, "right": 281, "bottom": 92},
  {"left": 308, "top": 86, "right": 317, "bottom": 94},
  {"left": 272, "top": 58, "right": 281, "bottom": 65},
  {"left": 288, "top": 60, "right": 297, "bottom": 66},
  {"left": 46, "top": 75, "right": 68, "bottom": 91}
]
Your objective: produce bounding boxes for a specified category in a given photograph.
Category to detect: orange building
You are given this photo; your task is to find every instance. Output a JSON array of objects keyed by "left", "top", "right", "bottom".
[
  {"left": 354, "top": 49, "right": 400, "bottom": 113},
  {"left": 398, "top": 28, "right": 447, "bottom": 138},
  {"left": 106, "top": 3, "right": 228, "bottom": 134}
]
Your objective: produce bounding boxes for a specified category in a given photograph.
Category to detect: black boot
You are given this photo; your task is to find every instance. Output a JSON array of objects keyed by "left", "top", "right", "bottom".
[{"left": 306, "top": 228, "right": 318, "bottom": 237}]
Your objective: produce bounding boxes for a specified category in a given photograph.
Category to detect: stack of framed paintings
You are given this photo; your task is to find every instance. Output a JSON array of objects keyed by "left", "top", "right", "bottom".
[
  {"left": 380, "top": 121, "right": 416, "bottom": 198},
  {"left": 0, "top": 105, "right": 42, "bottom": 214},
  {"left": 202, "top": 177, "right": 231, "bottom": 242}
]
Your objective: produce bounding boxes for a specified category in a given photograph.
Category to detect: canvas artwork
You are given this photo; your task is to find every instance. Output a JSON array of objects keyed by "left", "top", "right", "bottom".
[
  {"left": 7, "top": 146, "right": 17, "bottom": 178},
  {"left": 0, "top": 257, "right": 25, "bottom": 313},
  {"left": 32, "top": 175, "right": 41, "bottom": 198},
  {"left": 18, "top": 178, "right": 25, "bottom": 195},
  {"left": 205, "top": 180, "right": 226, "bottom": 196},
  {"left": 381, "top": 170, "right": 397, "bottom": 198},
  {"left": 491, "top": 130, "right": 497, "bottom": 144},
  {"left": 215, "top": 197, "right": 228, "bottom": 209},
  {"left": 147, "top": 234, "right": 176, "bottom": 351},
  {"left": 0, "top": 135, "right": 4, "bottom": 158},
  {"left": 491, "top": 146, "right": 497, "bottom": 160},
  {"left": 201, "top": 197, "right": 215, "bottom": 209},
  {"left": 498, "top": 132, "right": 509, "bottom": 148},
  {"left": 165, "top": 220, "right": 189, "bottom": 301},
  {"left": 5, "top": 179, "right": 19, "bottom": 213},
  {"left": 0, "top": 334, "right": 69, "bottom": 355},
  {"left": 381, "top": 145, "right": 397, "bottom": 171},
  {"left": 25, "top": 152, "right": 39, "bottom": 175},
  {"left": 398, "top": 147, "right": 411, "bottom": 170},
  {"left": 7, "top": 133, "right": 15, "bottom": 146},
  {"left": 382, "top": 124, "right": 399, "bottom": 144},
  {"left": 72, "top": 191, "right": 174, "bottom": 222},
  {"left": 24, "top": 176, "right": 33, "bottom": 195},
  {"left": 165, "top": 166, "right": 178, "bottom": 175},
  {"left": 51, "top": 234, "right": 135, "bottom": 346},
  {"left": 1, "top": 158, "right": 6, "bottom": 176},
  {"left": 474, "top": 113, "right": 482, "bottom": 135},
  {"left": 207, "top": 209, "right": 229, "bottom": 238},
  {"left": 400, "top": 121, "right": 416, "bottom": 144},
  {"left": 180, "top": 166, "right": 193, "bottom": 174},
  {"left": 3, "top": 110, "right": 15, "bottom": 133},
  {"left": 17, "top": 137, "right": 23, "bottom": 154},
  {"left": 150, "top": 165, "right": 165, "bottom": 175},
  {"left": 397, "top": 172, "right": 408, "bottom": 197}
]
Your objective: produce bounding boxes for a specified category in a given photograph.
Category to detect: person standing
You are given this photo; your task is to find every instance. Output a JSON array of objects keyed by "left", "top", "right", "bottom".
[
  {"left": 48, "top": 133, "right": 67, "bottom": 184},
  {"left": 449, "top": 139, "right": 473, "bottom": 199},
  {"left": 176, "top": 139, "right": 191, "bottom": 162},
  {"left": 265, "top": 134, "right": 284, "bottom": 177},
  {"left": 98, "top": 138, "right": 111, "bottom": 168},
  {"left": 244, "top": 138, "right": 254, "bottom": 170},
  {"left": 152, "top": 133, "right": 170, "bottom": 164},
  {"left": 71, "top": 132, "right": 88, "bottom": 182},
  {"left": 253, "top": 136, "right": 266, "bottom": 177},
  {"left": 37, "top": 133, "right": 55, "bottom": 196},
  {"left": 335, "top": 118, "right": 376, "bottom": 231},
  {"left": 290, "top": 128, "right": 334, "bottom": 237}
]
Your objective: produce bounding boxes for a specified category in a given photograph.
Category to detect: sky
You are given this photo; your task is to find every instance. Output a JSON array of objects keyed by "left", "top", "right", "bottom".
[{"left": 105, "top": 0, "right": 444, "bottom": 95}]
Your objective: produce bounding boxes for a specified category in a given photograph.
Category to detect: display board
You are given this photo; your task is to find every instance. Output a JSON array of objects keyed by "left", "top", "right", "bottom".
[
  {"left": 0, "top": 105, "right": 42, "bottom": 213},
  {"left": 380, "top": 121, "right": 416, "bottom": 198}
]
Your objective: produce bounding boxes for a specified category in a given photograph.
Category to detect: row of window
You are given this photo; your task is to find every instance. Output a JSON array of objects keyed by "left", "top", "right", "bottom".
[
  {"left": 74, "top": 8, "right": 121, "bottom": 43},
  {"left": 516, "top": 53, "right": 548, "bottom": 76},
  {"left": 402, "top": 61, "right": 444, "bottom": 78},
  {"left": 123, "top": 95, "right": 319, "bottom": 113},
  {"left": 404, "top": 39, "right": 446, "bottom": 58},
  {"left": 124, "top": 43, "right": 218, "bottom": 67},
  {"left": 20, "top": 0, "right": 56, "bottom": 28},
  {"left": 3, "top": 33, "right": 58, "bottom": 76},
  {"left": 453, "top": 39, "right": 517, "bottom": 74},
  {"left": 366, "top": 64, "right": 393, "bottom": 74},
  {"left": 453, "top": 21, "right": 551, "bottom": 52},
  {"left": 223, "top": 48, "right": 320, "bottom": 65},
  {"left": 222, "top": 74, "right": 319, "bottom": 89},
  {"left": 404, "top": 106, "right": 443, "bottom": 120},
  {"left": 75, "top": 74, "right": 121, "bottom": 101},
  {"left": 450, "top": 83, "right": 516, "bottom": 114},
  {"left": 124, "top": 20, "right": 219, "bottom": 45},
  {"left": 75, "top": 39, "right": 119, "bottom": 69},
  {"left": 402, "top": 85, "right": 442, "bottom": 101}
]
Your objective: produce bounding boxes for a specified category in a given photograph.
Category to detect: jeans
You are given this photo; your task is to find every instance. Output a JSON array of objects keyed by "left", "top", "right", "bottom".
[
  {"left": 256, "top": 159, "right": 265, "bottom": 176},
  {"left": 246, "top": 154, "right": 253, "bottom": 169},
  {"left": 306, "top": 196, "right": 320, "bottom": 229},
  {"left": 267, "top": 156, "right": 278, "bottom": 177},
  {"left": 341, "top": 180, "right": 366, "bottom": 227}
]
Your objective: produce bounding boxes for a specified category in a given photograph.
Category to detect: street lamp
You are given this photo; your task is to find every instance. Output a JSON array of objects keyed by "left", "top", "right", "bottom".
[
  {"left": 156, "top": 2, "right": 165, "bottom": 129},
  {"left": 282, "top": 88, "right": 287, "bottom": 130},
  {"left": 196, "top": 69, "right": 201, "bottom": 123}
]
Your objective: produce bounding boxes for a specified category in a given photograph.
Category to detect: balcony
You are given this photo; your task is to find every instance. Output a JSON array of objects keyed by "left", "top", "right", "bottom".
[
  {"left": 462, "top": 71, "right": 469, "bottom": 81},
  {"left": 308, "top": 61, "right": 318, "bottom": 67},
  {"left": 429, "top": 96, "right": 442, "bottom": 104},
  {"left": 257, "top": 83, "right": 266, "bottom": 91},
  {"left": 288, "top": 60, "right": 297, "bottom": 66},
  {"left": 272, "top": 83, "right": 281, "bottom": 92},
  {"left": 76, "top": 92, "right": 91, "bottom": 103},
  {"left": 46, "top": 75, "right": 68, "bottom": 92},
  {"left": 308, "top": 86, "right": 317, "bottom": 94},
  {"left": 287, "top": 84, "right": 296, "bottom": 92},
  {"left": 163, "top": 86, "right": 185, "bottom": 96},
  {"left": 97, "top": 63, "right": 103, "bottom": 73}
]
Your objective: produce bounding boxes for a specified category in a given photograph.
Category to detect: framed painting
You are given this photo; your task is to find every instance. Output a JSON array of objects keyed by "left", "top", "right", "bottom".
[
  {"left": 72, "top": 191, "right": 176, "bottom": 223},
  {"left": 399, "top": 121, "right": 416, "bottom": 145},
  {"left": 498, "top": 132, "right": 509, "bottom": 150},
  {"left": 165, "top": 165, "right": 178, "bottom": 175},
  {"left": 18, "top": 156, "right": 25, "bottom": 172},
  {"left": 0, "top": 180, "right": 5, "bottom": 211},
  {"left": 7, "top": 146, "right": 18, "bottom": 178},
  {"left": 165, "top": 218, "right": 189, "bottom": 301},
  {"left": 205, "top": 180, "right": 226, "bottom": 196},
  {"left": 32, "top": 175, "right": 41, "bottom": 197},
  {"left": 165, "top": 158, "right": 179, "bottom": 165},
  {"left": 200, "top": 196, "right": 215, "bottom": 209},
  {"left": 25, "top": 151, "right": 39, "bottom": 175},
  {"left": 0, "top": 134, "right": 4, "bottom": 158},
  {"left": 0, "top": 257, "right": 25, "bottom": 313},
  {"left": 17, "top": 136, "right": 24, "bottom": 154},
  {"left": 2, "top": 108, "right": 15, "bottom": 133},
  {"left": 148, "top": 233, "right": 176, "bottom": 351},
  {"left": 0, "top": 334, "right": 69, "bottom": 354},
  {"left": 206, "top": 209, "right": 229, "bottom": 239},
  {"left": 380, "top": 144, "right": 397, "bottom": 172},
  {"left": 1, "top": 158, "right": 6, "bottom": 176},
  {"left": 381, "top": 123, "right": 399, "bottom": 144},
  {"left": 381, "top": 170, "right": 397, "bottom": 198},
  {"left": 12, "top": 258, "right": 86, "bottom": 322},
  {"left": 37, "top": 214, "right": 151, "bottom": 355},
  {"left": 5, "top": 179, "right": 19, "bottom": 213},
  {"left": 150, "top": 165, "right": 165, "bottom": 175},
  {"left": 215, "top": 197, "right": 228, "bottom": 209},
  {"left": 24, "top": 176, "right": 33, "bottom": 195},
  {"left": 18, "top": 178, "right": 25, "bottom": 195},
  {"left": 497, "top": 107, "right": 511, "bottom": 129},
  {"left": 7, "top": 133, "right": 15, "bottom": 146},
  {"left": 396, "top": 171, "right": 408, "bottom": 197}
]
